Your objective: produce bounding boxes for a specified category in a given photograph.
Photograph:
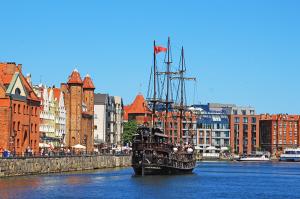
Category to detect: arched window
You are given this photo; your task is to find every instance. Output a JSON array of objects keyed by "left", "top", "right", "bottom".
[{"left": 15, "top": 88, "right": 21, "bottom": 95}]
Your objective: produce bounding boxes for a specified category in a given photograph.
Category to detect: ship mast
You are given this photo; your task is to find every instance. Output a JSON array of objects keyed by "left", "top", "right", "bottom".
[
  {"left": 152, "top": 40, "right": 157, "bottom": 128},
  {"left": 164, "top": 37, "right": 172, "bottom": 137},
  {"left": 174, "top": 47, "right": 196, "bottom": 144}
]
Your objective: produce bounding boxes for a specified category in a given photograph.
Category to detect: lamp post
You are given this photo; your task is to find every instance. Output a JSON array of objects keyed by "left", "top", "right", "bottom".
[{"left": 84, "top": 134, "right": 87, "bottom": 155}]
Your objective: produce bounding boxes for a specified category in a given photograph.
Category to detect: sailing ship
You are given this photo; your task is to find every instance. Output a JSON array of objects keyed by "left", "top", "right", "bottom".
[{"left": 132, "top": 37, "right": 197, "bottom": 175}]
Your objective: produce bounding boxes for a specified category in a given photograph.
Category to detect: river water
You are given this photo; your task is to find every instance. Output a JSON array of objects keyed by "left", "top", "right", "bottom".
[{"left": 0, "top": 162, "right": 300, "bottom": 199}]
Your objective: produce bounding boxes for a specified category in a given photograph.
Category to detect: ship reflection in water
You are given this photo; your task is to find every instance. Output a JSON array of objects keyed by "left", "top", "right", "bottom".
[{"left": 0, "top": 162, "right": 300, "bottom": 199}]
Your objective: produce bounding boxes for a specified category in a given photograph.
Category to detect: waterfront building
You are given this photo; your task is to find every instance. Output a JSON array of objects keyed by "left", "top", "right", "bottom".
[
  {"left": 61, "top": 69, "right": 95, "bottom": 152},
  {"left": 123, "top": 94, "right": 151, "bottom": 124},
  {"left": 226, "top": 105, "right": 259, "bottom": 155},
  {"left": 194, "top": 103, "right": 259, "bottom": 154},
  {"left": 154, "top": 110, "right": 197, "bottom": 144},
  {"left": 260, "top": 114, "right": 300, "bottom": 155},
  {"left": 94, "top": 94, "right": 124, "bottom": 148},
  {"left": 33, "top": 85, "right": 66, "bottom": 147},
  {"left": 113, "top": 96, "right": 124, "bottom": 146},
  {"left": 124, "top": 94, "right": 196, "bottom": 144},
  {"left": 192, "top": 104, "right": 230, "bottom": 148},
  {"left": 0, "top": 62, "right": 40, "bottom": 155},
  {"left": 94, "top": 93, "right": 109, "bottom": 146}
]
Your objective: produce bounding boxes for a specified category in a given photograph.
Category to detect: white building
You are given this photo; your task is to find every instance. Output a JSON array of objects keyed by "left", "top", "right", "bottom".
[
  {"left": 94, "top": 93, "right": 108, "bottom": 146},
  {"left": 33, "top": 85, "right": 66, "bottom": 147},
  {"left": 94, "top": 93, "right": 123, "bottom": 148}
]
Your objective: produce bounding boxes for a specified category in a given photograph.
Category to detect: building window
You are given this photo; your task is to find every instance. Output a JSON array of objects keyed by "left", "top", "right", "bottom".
[
  {"left": 242, "top": 110, "right": 246, "bottom": 115},
  {"left": 18, "top": 122, "right": 20, "bottom": 131},
  {"left": 243, "top": 117, "right": 248, "bottom": 123},
  {"left": 13, "top": 104, "right": 16, "bottom": 113},
  {"left": 252, "top": 117, "right": 256, "bottom": 123},
  {"left": 233, "top": 110, "right": 238, "bottom": 115},
  {"left": 224, "top": 132, "right": 229, "bottom": 137},
  {"left": 17, "top": 139, "right": 20, "bottom": 148},
  {"left": 234, "top": 117, "right": 240, "bottom": 123}
]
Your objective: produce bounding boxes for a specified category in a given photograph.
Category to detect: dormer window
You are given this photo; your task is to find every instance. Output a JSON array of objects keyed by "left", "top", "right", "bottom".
[{"left": 15, "top": 88, "right": 21, "bottom": 95}]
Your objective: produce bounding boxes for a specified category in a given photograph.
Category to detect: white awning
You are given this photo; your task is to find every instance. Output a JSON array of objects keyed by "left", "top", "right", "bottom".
[
  {"left": 221, "top": 147, "right": 229, "bottom": 151},
  {"left": 206, "top": 146, "right": 220, "bottom": 151},
  {"left": 72, "top": 144, "right": 86, "bottom": 149},
  {"left": 39, "top": 143, "right": 50, "bottom": 148}
]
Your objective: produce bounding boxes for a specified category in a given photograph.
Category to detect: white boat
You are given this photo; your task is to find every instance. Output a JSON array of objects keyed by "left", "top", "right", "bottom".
[
  {"left": 238, "top": 152, "right": 270, "bottom": 162},
  {"left": 280, "top": 148, "right": 300, "bottom": 162}
]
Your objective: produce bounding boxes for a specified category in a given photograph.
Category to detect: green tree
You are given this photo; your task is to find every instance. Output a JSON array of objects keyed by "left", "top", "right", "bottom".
[{"left": 122, "top": 121, "right": 138, "bottom": 145}]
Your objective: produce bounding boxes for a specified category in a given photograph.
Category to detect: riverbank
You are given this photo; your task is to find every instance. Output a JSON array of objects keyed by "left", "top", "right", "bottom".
[{"left": 0, "top": 155, "right": 131, "bottom": 177}]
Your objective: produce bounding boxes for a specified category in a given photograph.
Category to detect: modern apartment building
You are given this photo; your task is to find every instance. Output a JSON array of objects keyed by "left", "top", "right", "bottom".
[
  {"left": 192, "top": 104, "right": 230, "bottom": 148},
  {"left": 227, "top": 105, "right": 259, "bottom": 155}
]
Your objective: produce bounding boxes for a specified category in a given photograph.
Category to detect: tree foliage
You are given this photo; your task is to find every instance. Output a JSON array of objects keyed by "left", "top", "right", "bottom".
[{"left": 122, "top": 121, "right": 137, "bottom": 145}]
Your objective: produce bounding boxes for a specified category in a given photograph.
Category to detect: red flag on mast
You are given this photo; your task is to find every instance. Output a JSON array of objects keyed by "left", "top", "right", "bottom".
[{"left": 154, "top": 46, "right": 167, "bottom": 54}]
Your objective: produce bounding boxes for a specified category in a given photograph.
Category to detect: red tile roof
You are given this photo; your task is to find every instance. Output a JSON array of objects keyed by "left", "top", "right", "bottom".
[
  {"left": 0, "top": 62, "right": 39, "bottom": 102},
  {"left": 67, "top": 69, "right": 83, "bottom": 84},
  {"left": 83, "top": 74, "right": 95, "bottom": 89},
  {"left": 53, "top": 88, "right": 61, "bottom": 100},
  {"left": 125, "top": 94, "right": 151, "bottom": 115}
]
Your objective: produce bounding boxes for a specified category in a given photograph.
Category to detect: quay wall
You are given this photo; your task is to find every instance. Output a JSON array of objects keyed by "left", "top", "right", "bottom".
[{"left": 0, "top": 155, "right": 131, "bottom": 177}]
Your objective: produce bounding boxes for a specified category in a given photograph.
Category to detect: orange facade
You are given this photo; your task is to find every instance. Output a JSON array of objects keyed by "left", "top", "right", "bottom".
[
  {"left": 229, "top": 115, "right": 260, "bottom": 155},
  {"left": 260, "top": 114, "right": 300, "bottom": 155},
  {"left": 0, "top": 63, "right": 40, "bottom": 155}
]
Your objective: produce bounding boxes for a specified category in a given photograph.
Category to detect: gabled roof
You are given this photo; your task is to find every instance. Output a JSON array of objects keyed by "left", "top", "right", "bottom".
[
  {"left": 67, "top": 69, "right": 83, "bottom": 84},
  {"left": 94, "top": 93, "right": 108, "bottom": 105},
  {"left": 125, "top": 94, "right": 151, "bottom": 114},
  {"left": 83, "top": 74, "right": 95, "bottom": 89},
  {"left": 6, "top": 72, "right": 28, "bottom": 97},
  {"left": 0, "top": 62, "right": 39, "bottom": 101}
]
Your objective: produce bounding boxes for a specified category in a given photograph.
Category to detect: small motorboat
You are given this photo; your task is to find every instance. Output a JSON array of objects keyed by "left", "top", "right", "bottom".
[{"left": 238, "top": 152, "right": 270, "bottom": 162}]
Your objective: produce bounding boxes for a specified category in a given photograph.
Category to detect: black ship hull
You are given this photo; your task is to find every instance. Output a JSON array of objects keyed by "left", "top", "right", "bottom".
[{"left": 133, "top": 165, "right": 194, "bottom": 175}]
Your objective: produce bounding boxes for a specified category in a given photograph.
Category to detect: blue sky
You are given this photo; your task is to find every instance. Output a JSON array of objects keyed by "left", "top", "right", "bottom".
[{"left": 1, "top": 1, "right": 300, "bottom": 114}]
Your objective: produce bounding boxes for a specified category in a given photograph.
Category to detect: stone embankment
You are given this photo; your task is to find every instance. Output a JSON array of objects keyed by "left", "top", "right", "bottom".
[{"left": 0, "top": 155, "right": 131, "bottom": 177}]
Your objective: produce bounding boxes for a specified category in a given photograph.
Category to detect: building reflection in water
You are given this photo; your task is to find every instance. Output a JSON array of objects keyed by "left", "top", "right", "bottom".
[{"left": 0, "top": 177, "right": 41, "bottom": 199}]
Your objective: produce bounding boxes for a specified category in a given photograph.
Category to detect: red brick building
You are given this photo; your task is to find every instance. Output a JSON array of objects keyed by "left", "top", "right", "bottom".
[
  {"left": 260, "top": 114, "right": 300, "bottom": 155},
  {"left": 123, "top": 94, "right": 151, "bottom": 124},
  {"left": 61, "top": 70, "right": 95, "bottom": 152},
  {"left": 0, "top": 62, "right": 40, "bottom": 155},
  {"left": 229, "top": 114, "right": 260, "bottom": 155},
  {"left": 124, "top": 94, "right": 196, "bottom": 144}
]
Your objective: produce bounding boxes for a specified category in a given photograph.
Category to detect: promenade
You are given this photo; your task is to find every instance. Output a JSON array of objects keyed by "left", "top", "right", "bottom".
[{"left": 0, "top": 154, "right": 131, "bottom": 178}]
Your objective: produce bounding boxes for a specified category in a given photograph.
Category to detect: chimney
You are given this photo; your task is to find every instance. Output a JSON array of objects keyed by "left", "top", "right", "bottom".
[
  {"left": 17, "top": 64, "right": 22, "bottom": 72},
  {"left": 26, "top": 73, "right": 32, "bottom": 86}
]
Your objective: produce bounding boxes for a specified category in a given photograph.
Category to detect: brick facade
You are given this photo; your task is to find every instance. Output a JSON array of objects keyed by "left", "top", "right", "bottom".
[
  {"left": 61, "top": 70, "right": 95, "bottom": 152},
  {"left": 229, "top": 115, "right": 260, "bottom": 154},
  {"left": 0, "top": 63, "right": 40, "bottom": 155},
  {"left": 260, "top": 114, "right": 300, "bottom": 155}
]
